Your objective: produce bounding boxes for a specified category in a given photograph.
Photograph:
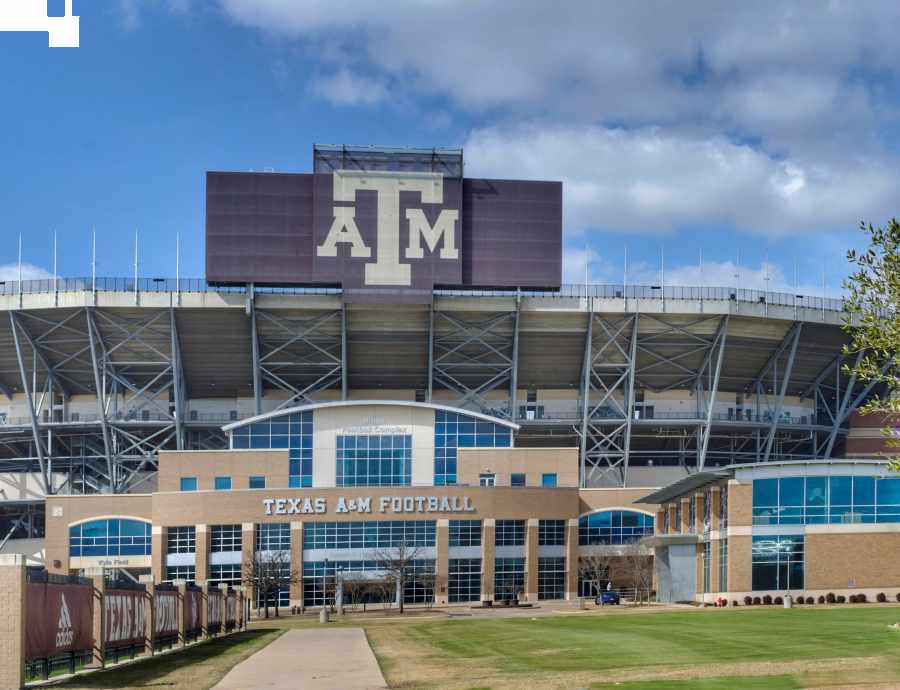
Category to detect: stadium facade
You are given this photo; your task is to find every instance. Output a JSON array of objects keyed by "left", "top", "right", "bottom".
[{"left": 1, "top": 145, "right": 894, "bottom": 606}]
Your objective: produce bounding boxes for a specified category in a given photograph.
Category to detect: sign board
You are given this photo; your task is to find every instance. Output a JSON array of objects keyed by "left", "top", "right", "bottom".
[
  {"left": 185, "top": 589, "right": 202, "bottom": 634},
  {"left": 154, "top": 590, "right": 179, "bottom": 637},
  {"left": 104, "top": 589, "right": 146, "bottom": 647},
  {"left": 208, "top": 590, "right": 224, "bottom": 629},
  {"left": 262, "top": 494, "right": 475, "bottom": 516},
  {"left": 25, "top": 583, "right": 93, "bottom": 660}
]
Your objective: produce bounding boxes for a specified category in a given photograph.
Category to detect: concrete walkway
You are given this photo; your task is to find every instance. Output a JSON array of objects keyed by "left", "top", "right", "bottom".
[{"left": 212, "top": 628, "right": 387, "bottom": 690}]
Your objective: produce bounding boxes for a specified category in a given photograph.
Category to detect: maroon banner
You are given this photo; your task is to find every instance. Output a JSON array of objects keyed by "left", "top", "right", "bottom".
[
  {"left": 103, "top": 589, "right": 146, "bottom": 648},
  {"left": 208, "top": 590, "right": 224, "bottom": 628},
  {"left": 25, "top": 582, "right": 93, "bottom": 660},
  {"left": 154, "top": 590, "right": 178, "bottom": 637},
  {"left": 226, "top": 593, "right": 237, "bottom": 625},
  {"left": 185, "top": 589, "right": 202, "bottom": 633}
]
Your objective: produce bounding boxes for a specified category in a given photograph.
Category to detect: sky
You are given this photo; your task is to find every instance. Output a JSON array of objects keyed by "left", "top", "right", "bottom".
[{"left": 1, "top": 1, "right": 898, "bottom": 296}]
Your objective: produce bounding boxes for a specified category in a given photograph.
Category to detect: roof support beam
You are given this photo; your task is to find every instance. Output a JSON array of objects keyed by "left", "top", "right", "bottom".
[
  {"left": 762, "top": 322, "right": 803, "bottom": 461},
  {"left": 697, "top": 316, "right": 729, "bottom": 470},
  {"left": 509, "top": 297, "right": 521, "bottom": 423},
  {"left": 170, "top": 307, "right": 185, "bottom": 450},
  {"left": 85, "top": 308, "right": 115, "bottom": 491},
  {"left": 9, "top": 312, "right": 49, "bottom": 495}
]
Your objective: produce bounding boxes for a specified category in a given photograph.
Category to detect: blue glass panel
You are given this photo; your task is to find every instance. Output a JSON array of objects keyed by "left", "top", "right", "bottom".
[
  {"left": 779, "top": 477, "right": 804, "bottom": 506},
  {"left": 830, "top": 476, "right": 852, "bottom": 506},
  {"left": 752, "top": 478, "right": 778, "bottom": 507},
  {"left": 806, "top": 477, "right": 828, "bottom": 506},
  {"left": 854, "top": 476, "right": 875, "bottom": 506},
  {"left": 878, "top": 477, "right": 900, "bottom": 506},
  {"left": 231, "top": 435, "right": 249, "bottom": 449}
]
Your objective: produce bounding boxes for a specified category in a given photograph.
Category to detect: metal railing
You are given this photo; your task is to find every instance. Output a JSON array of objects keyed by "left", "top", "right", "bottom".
[{"left": 0, "top": 277, "right": 849, "bottom": 313}]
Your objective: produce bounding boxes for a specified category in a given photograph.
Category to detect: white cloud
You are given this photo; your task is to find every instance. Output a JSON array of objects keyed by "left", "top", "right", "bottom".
[
  {"left": 312, "top": 69, "right": 388, "bottom": 107},
  {"left": 0, "top": 263, "right": 53, "bottom": 282},
  {"left": 464, "top": 124, "right": 897, "bottom": 237}
]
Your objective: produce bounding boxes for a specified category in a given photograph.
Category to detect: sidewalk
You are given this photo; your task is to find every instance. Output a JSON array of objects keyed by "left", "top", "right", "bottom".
[{"left": 212, "top": 628, "right": 387, "bottom": 690}]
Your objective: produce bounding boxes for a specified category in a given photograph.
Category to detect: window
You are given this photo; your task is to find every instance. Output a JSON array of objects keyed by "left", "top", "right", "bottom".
[
  {"left": 214, "top": 476, "right": 232, "bottom": 491},
  {"left": 541, "top": 473, "right": 557, "bottom": 488},
  {"left": 256, "top": 560, "right": 291, "bottom": 609},
  {"left": 69, "top": 518, "right": 151, "bottom": 557},
  {"left": 255, "top": 523, "right": 290, "bottom": 552},
  {"left": 578, "top": 557, "right": 610, "bottom": 597},
  {"left": 449, "top": 558, "right": 481, "bottom": 603},
  {"left": 449, "top": 520, "right": 481, "bottom": 547},
  {"left": 719, "top": 485, "right": 729, "bottom": 530},
  {"left": 209, "top": 563, "right": 241, "bottom": 587},
  {"left": 479, "top": 474, "right": 496, "bottom": 487},
  {"left": 231, "top": 411, "right": 313, "bottom": 488},
  {"left": 494, "top": 558, "right": 525, "bottom": 600},
  {"left": 167, "top": 526, "right": 196, "bottom": 554},
  {"left": 718, "top": 538, "right": 728, "bottom": 592},
  {"left": 751, "top": 475, "right": 900, "bottom": 525},
  {"left": 674, "top": 504, "right": 682, "bottom": 533},
  {"left": 752, "top": 535, "right": 804, "bottom": 591},
  {"left": 180, "top": 477, "right": 197, "bottom": 492},
  {"left": 403, "top": 560, "right": 436, "bottom": 604},
  {"left": 578, "top": 510, "right": 654, "bottom": 545},
  {"left": 701, "top": 541, "right": 711, "bottom": 593},
  {"left": 511, "top": 473, "right": 526, "bottom": 487},
  {"left": 434, "top": 410, "right": 512, "bottom": 485},
  {"left": 302, "top": 559, "right": 434, "bottom": 607},
  {"left": 495, "top": 520, "right": 525, "bottom": 546},
  {"left": 538, "top": 557, "right": 565, "bottom": 600},
  {"left": 303, "top": 521, "right": 436, "bottom": 550},
  {"left": 336, "top": 434, "right": 412, "bottom": 487},
  {"left": 662, "top": 506, "right": 670, "bottom": 533},
  {"left": 165, "top": 565, "right": 195, "bottom": 583},
  {"left": 249, "top": 476, "right": 266, "bottom": 489},
  {"left": 687, "top": 495, "right": 696, "bottom": 533},
  {"left": 538, "top": 519, "right": 566, "bottom": 546},
  {"left": 211, "top": 524, "right": 242, "bottom": 553}
]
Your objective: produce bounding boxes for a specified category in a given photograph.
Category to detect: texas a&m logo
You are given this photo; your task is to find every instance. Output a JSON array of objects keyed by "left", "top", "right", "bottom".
[{"left": 316, "top": 170, "right": 459, "bottom": 287}]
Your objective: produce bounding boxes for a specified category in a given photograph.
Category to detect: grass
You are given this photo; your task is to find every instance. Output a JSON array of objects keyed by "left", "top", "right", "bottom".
[
  {"left": 591, "top": 677, "right": 801, "bottom": 690},
  {"left": 51, "top": 629, "right": 283, "bottom": 690}
]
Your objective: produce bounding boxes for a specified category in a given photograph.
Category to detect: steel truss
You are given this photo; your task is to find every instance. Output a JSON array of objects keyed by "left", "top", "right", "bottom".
[
  {"left": 430, "top": 306, "right": 519, "bottom": 420},
  {"left": 251, "top": 304, "right": 345, "bottom": 415}
]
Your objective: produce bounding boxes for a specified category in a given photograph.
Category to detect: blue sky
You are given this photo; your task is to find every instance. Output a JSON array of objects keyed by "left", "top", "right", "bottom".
[{"left": 1, "top": 1, "right": 898, "bottom": 296}]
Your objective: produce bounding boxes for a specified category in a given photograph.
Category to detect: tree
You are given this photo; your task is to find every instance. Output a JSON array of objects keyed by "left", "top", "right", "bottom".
[
  {"left": 621, "top": 542, "right": 654, "bottom": 605},
  {"left": 844, "top": 220, "right": 900, "bottom": 468},
  {"left": 371, "top": 541, "right": 423, "bottom": 614},
  {"left": 578, "top": 552, "right": 615, "bottom": 600},
  {"left": 242, "top": 550, "right": 300, "bottom": 619}
]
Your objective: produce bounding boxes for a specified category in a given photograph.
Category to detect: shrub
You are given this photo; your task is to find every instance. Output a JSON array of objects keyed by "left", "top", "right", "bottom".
[
  {"left": 732, "top": 600, "right": 739, "bottom": 607},
  {"left": 806, "top": 597, "right": 815, "bottom": 605},
  {"left": 848, "top": 594, "right": 858, "bottom": 604},
  {"left": 826, "top": 592, "right": 836, "bottom": 604},
  {"left": 744, "top": 596, "right": 752, "bottom": 606},
  {"left": 774, "top": 596, "right": 783, "bottom": 605},
  {"left": 762, "top": 595, "right": 773, "bottom": 605},
  {"left": 837, "top": 595, "right": 846, "bottom": 604},
  {"left": 795, "top": 596, "right": 803, "bottom": 605},
  {"left": 753, "top": 596, "right": 762, "bottom": 605},
  {"left": 858, "top": 593, "right": 867, "bottom": 603},
  {"left": 818, "top": 595, "right": 826, "bottom": 604},
  {"left": 877, "top": 592, "right": 887, "bottom": 603}
]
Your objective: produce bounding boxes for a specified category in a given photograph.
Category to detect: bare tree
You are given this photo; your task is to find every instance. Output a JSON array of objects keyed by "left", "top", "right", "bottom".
[
  {"left": 415, "top": 570, "right": 437, "bottom": 609},
  {"left": 621, "top": 542, "right": 653, "bottom": 605},
  {"left": 374, "top": 576, "right": 395, "bottom": 610},
  {"left": 371, "top": 541, "right": 423, "bottom": 614},
  {"left": 242, "top": 550, "right": 300, "bottom": 619},
  {"left": 578, "top": 552, "right": 615, "bottom": 601}
]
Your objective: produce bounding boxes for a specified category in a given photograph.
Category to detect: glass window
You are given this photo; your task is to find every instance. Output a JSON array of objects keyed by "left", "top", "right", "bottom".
[
  {"left": 449, "top": 558, "right": 481, "bottom": 603},
  {"left": 302, "top": 559, "right": 434, "bottom": 608},
  {"left": 303, "top": 521, "right": 436, "bottom": 549},
  {"left": 752, "top": 535, "right": 804, "bottom": 591},
  {"left": 718, "top": 538, "right": 728, "bottom": 592},
  {"left": 449, "top": 520, "right": 481, "bottom": 547},
  {"left": 214, "top": 476, "right": 232, "bottom": 491},
  {"left": 69, "top": 518, "right": 151, "bottom": 558},
  {"left": 165, "top": 565, "right": 195, "bottom": 583},
  {"left": 434, "top": 410, "right": 512, "bottom": 485},
  {"left": 578, "top": 510, "right": 654, "bottom": 545},
  {"left": 538, "top": 519, "right": 566, "bottom": 546},
  {"left": 180, "top": 477, "right": 197, "bottom": 492},
  {"left": 336, "top": 434, "right": 412, "bottom": 487},
  {"left": 255, "top": 523, "right": 290, "bottom": 552},
  {"left": 494, "top": 558, "right": 525, "bottom": 600},
  {"left": 167, "top": 526, "right": 196, "bottom": 554},
  {"left": 231, "top": 411, "right": 313, "bottom": 488},
  {"left": 537, "top": 557, "right": 565, "bottom": 600},
  {"left": 209, "top": 563, "right": 241, "bottom": 587},
  {"left": 479, "top": 474, "right": 496, "bottom": 487},
  {"left": 541, "top": 473, "right": 558, "bottom": 488},
  {"left": 718, "top": 485, "right": 729, "bottom": 530},
  {"left": 211, "top": 524, "right": 242, "bottom": 553},
  {"left": 495, "top": 520, "right": 525, "bottom": 546},
  {"left": 511, "top": 473, "right": 526, "bottom": 487},
  {"left": 249, "top": 475, "right": 266, "bottom": 489}
]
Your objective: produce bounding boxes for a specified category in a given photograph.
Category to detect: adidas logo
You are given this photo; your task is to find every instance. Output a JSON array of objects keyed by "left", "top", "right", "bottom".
[{"left": 55, "top": 594, "right": 74, "bottom": 648}]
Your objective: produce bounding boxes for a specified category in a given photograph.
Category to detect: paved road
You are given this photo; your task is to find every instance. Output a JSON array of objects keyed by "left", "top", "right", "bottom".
[{"left": 212, "top": 628, "right": 387, "bottom": 690}]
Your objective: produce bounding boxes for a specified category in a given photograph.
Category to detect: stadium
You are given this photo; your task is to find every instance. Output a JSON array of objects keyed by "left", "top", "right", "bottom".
[{"left": 0, "top": 145, "right": 892, "bottom": 608}]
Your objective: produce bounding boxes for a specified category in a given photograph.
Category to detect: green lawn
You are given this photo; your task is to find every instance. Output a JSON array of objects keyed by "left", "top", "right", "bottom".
[{"left": 364, "top": 607, "right": 900, "bottom": 689}]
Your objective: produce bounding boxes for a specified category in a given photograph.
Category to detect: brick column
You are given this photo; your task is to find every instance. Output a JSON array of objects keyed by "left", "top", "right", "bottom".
[
  {"left": 434, "top": 519, "right": 448, "bottom": 606},
  {"left": 667, "top": 504, "right": 677, "bottom": 534},
  {"left": 695, "top": 493, "right": 705, "bottom": 534},
  {"left": 709, "top": 486, "right": 722, "bottom": 529},
  {"left": 151, "top": 526, "right": 166, "bottom": 583},
  {"left": 524, "top": 519, "right": 539, "bottom": 602},
  {"left": 89, "top": 575, "right": 105, "bottom": 668},
  {"left": 290, "top": 522, "right": 303, "bottom": 608},
  {"left": 0, "top": 554, "right": 26, "bottom": 690},
  {"left": 565, "top": 519, "right": 579, "bottom": 600},
  {"left": 481, "top": 519, "right": 495, "bottom": 602},
  {"left": 175, "top": 581, "right": 187, "bottom": 648},
  {"left": 656, "top": 508, "right": 666, "bottom": 535},
  {"left": 195, "top": 525, "right": 209, "bottom": 585},
  {"left": 241, "top": 523, "right": 255, "bottom": 611}
]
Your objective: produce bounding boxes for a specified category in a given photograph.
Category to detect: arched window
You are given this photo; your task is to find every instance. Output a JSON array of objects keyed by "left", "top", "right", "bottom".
[
  {"left": 69, "top": 518, "right": 152, "bottom": 557},
  {"left": 578, "top": 510, "right": 654, "bottom": 546}
]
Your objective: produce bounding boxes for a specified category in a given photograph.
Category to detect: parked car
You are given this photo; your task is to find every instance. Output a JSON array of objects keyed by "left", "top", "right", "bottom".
[{"left": 596, "top": 590, "right": 620, "bottom": 605}]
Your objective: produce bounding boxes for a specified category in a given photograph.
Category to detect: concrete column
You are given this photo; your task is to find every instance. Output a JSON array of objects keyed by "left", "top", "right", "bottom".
[
  {"left": 565, "top": 519, "right": 579, "bottom": 600},
  {"left": 89, "top": 575, "right": 105, "bottom": 668},
  {"left": 290, "top": 522, "right": 303, "bottom": 608},
  {"left": 195, "top": 525, "right": 209, "bottom": 585},
  {"left": 175, "top": 581, "right": 187, "bottom": 648},
  {"left": 200, "top": 582, "right": 210, "bottom": 640},
  {"left": 241, "top": 523, "right": 255, "bottom": 610},
  {"left": 695, "top": 492, "right": 705, "bottom": 534},
  {"left": 655, "top": 508, "right": 666, "bottom": 535},
  {"left": 667, "top": 504, "right": 677, "bottom": 534},
  {"left": 481, "top": 519, "right": 495, "bottom": 601},
  {"left": 680, "top": 498, "right": 691, "bottom": 533},
  {"left": 524, "top": 519, "right": 539, "bottom": 601},
  {"left": 151, "top": 526, "right": 166, "bottom": 583},
  {"left": 0, "top": 554, "right": 26, "bottom": 690},
  {"left": 435, "top": 519, "right": 449, "bottom": 605},
  {"left": 218, "top": 583, "right": 229, "bottom": 632}
]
